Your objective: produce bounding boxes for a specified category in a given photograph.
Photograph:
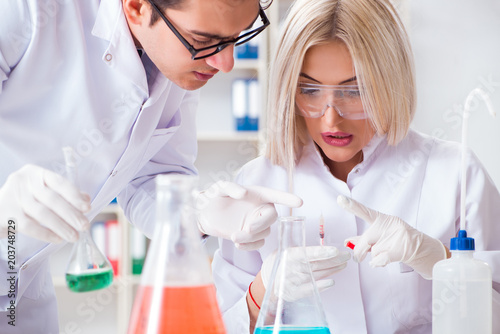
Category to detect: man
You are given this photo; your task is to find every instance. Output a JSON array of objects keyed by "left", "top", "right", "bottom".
[{"left": 0, "top": 0, "right": 300, "bottom": 332}]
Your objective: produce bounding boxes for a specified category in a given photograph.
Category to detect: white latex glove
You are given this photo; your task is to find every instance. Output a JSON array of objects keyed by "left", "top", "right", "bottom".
[
  {"left": 0, "top": 165, "right": 91, "bottom": 243},
  {"left": 196, "top": 181, "right": 303, "bottom": 250},
  {"left": 261, "top": 246, "right": 350, "bottom": 301},
  {"left": 337, "top": 195, "right": 447, "bottom": 279}
]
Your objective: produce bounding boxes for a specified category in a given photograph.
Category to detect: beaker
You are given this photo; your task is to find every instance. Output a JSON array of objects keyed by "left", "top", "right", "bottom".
[
  {"left": 63, "top": 147, "right": 114, "bottom": 292},
  {"left": 127, "top": 174, "right": 226, "bottom": 334},
  {"left": 254, "top": 216, "right": 331, "bottom": 334}
]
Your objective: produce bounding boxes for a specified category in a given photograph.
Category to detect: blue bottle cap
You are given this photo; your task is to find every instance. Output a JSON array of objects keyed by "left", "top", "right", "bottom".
[{"left": 450, "top": 230, "right": 475, "bottom": 250}]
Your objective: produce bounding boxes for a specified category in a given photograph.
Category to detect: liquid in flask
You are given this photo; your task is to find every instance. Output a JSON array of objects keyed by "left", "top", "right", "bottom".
[
  {"left": 127, "top": 174, "right": 226, "bottom": 334},
  {"left": 63, "top": 147, "right": 114, "bottom": 292},
  {"left": 254, "top": 216, "right": 331, "bottom": 334}
]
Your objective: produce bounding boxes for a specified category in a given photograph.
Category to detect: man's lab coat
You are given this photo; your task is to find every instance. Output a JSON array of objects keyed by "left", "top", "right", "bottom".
[
  {"left": 0, "top": 0, "right": 198, "bottom": 332},
  {"left": 213, "top": 130, "right": 500, "bottom": 334}
]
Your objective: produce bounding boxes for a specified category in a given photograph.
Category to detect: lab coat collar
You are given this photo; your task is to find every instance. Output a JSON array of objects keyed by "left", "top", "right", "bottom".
[
  {"left": 92, "top": 0, "right": 120, "bottom": 42},
  {"left": 92, "top": 0, "right": 149, "bottom": 94},
  {"left": 359, "top": 133, "right": 386, "bottom": 168}
]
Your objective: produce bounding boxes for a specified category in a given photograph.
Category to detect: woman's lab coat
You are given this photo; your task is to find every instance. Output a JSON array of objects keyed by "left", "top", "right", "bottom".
[
  {"left": 212, "top": 129, "right": 500, "bottom": 334},
  {"left": 0, "top": 1, "right": 198, "bottom": 332}
]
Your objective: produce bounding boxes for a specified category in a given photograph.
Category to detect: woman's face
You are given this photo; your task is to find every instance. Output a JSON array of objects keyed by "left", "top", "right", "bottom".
[{"left": 298, "top": 40, "right": 375, "bottom": 180}]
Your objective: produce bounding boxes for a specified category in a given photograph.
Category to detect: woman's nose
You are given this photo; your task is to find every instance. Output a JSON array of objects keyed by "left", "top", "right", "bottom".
[{"left": 323, "top": 104, "right": 344, "bottom": 127}]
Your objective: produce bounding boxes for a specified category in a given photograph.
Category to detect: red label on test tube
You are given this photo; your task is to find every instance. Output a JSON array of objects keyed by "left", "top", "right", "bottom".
[{"left": 346, "top": 241, "right": 356, "bottom": 250}]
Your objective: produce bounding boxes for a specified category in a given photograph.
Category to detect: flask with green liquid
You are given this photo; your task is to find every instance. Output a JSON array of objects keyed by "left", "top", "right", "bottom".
[{"left": 63, "top": 147, "right": 113, "bottom": 292}]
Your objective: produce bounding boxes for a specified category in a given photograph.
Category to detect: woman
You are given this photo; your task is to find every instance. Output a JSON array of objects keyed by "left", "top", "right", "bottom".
[{"left": 212, "top": 0, "right": 500, "bottom": 333}]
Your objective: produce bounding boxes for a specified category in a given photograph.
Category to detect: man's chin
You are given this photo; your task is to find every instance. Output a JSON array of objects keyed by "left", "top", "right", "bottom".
[{"left": 173, "top": 77, "right": 209, "bottom": 91}]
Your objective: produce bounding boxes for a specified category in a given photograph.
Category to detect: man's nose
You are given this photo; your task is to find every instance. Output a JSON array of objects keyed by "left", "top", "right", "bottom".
[{"left": 205, "top": 45, "right": 235, "bottom": 73}]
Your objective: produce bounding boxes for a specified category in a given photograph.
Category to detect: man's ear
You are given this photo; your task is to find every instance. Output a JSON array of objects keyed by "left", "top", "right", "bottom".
[{"left": 122, "top": 0, "right": 150, "bottom": 26}]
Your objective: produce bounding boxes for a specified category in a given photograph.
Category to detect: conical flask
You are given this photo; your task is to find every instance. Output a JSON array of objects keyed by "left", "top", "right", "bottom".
[
  {"left": 127, "top": 174, "right": 226, "bottom": 334},
  {"left": 254, "top": 216, "right": 331, "bottom": 334},
  {"left": 65, "top": 230, "right": 114, "bottom": 292},
  {"left": 63, "top": 147, "right": 114, "bottom": 292}
]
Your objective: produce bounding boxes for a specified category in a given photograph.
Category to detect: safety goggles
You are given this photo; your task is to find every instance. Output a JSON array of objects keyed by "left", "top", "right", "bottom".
[{"left": 295, "top": 83, "right": 368, "bottom": 120}]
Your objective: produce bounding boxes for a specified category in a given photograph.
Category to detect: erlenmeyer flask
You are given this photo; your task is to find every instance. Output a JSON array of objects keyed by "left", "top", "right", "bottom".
[
  {"left": 127, "top": 174, "right": 226, "bottom": 334},
  {"left": 63, "top": 147, "right": 114, "bottom": 292},
  {"left": 254, "top": 216, "right": 331, "bottom": 334},
  {"left": 65, "top": 230, "right": 114, "bottom": 292}
]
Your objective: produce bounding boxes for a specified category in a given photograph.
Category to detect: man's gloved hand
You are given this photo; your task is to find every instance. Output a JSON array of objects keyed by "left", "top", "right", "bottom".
[
  {"left": 337, "top": 195, "right": 447, "bottom": 279},
  {"left": 196, "top": 181, "right": 302, "bottom": 250},
  {"left": 0, "top": 165, "right": 91, "bottom": 243},
  {"left": 260, "top": 246, "right": 350, "bottom": 301}
]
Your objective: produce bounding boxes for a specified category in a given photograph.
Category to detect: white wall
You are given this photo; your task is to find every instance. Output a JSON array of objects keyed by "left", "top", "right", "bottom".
[{"left": 408, "top": 0, "right": 500, "bottom": 188}]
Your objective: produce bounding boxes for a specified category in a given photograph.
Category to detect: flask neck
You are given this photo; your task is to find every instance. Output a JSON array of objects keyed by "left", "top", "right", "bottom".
[
  {"left": 278, "top": 217, "right": 306, "bottom": 250},
  {"left": 155, "top": 175, "right": 197, "bottom": 230}
]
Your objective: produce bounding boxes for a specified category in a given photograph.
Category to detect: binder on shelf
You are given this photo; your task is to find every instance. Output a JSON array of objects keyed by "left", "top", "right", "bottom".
[
  {"left": 105, "top": 219, "right": 120, "bottom": 276},
  {"left": 91, "top": 221, "right": 107, "bottom": 256},
  {"left": 235, "top": 35, "right": 260, "bottom": 59},
  {"left": 247, "top": 78, "right": 260, "bottom": 131},
  {"left": 130, "top": 226, "right": 147, "bottom": 275},
  {"left": 231, "top": 78, "right": 260, "bottom": 131},
  {"left": 232, "top": 79, "right": 248, "bottom": 131}
]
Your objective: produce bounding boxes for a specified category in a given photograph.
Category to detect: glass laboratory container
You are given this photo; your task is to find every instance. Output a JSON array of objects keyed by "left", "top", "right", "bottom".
[
  {"left": 127, "top": 174, "right": 226, "bottom": 334},
  {"left": 63, "top": 147, "right": 113, "bottom": 292},
  {"left": 254, "top": 216, "right": 331, "bottom": 334},
  {"left": 65, "top": 231, "right": 114, "bottom": 292}
]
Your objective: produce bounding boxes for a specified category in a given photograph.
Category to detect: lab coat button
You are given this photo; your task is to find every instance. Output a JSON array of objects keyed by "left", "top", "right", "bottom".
[
  {"left": 354, "top": 169, "right": 360, "bottom": 173},
  {"left": 22, "top": 264, "right": 28, "bottom": 270},
  {"left": 111, "top": 170, "right": 117, "bottom": 177},
  {"left": 105, "top": 53, "right": 113, "bottom": 62}
]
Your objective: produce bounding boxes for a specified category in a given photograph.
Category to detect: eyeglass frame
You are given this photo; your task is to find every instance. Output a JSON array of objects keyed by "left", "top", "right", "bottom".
[
  {"left": 146, "top": 0, "right": 270, "bottom": 60},
  {"left": 295, "top": 83, "right": 369, "bottom": 120}
]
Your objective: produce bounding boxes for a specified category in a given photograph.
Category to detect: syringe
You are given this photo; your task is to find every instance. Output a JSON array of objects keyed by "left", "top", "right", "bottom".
[{"left": 319, "top": 214, "right": 325, "bottom": 246}]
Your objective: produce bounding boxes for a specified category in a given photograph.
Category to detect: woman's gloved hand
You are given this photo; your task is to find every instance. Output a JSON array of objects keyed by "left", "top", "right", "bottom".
[
  {"left": 0, "top": 164, "right": 91, "bottom": 243},
  {"left": 196, "top": 181, "right": 303, "bottom": 250},
  {"left": 260, "top": 246, "right": 350, "bottom": 301},
  {"left": 338, "top": 195, "right": 447, "bottom": 279}
]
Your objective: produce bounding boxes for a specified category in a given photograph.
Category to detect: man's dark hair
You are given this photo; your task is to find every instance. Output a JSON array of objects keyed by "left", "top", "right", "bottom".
[{"left": 149, "top": 0, "right": 273, "bottom": 26}]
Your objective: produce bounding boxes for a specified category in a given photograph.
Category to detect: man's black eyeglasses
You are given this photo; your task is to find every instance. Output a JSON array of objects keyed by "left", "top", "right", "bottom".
[{"left": 147, "top": 0, "right": 270, "bottom": 60}]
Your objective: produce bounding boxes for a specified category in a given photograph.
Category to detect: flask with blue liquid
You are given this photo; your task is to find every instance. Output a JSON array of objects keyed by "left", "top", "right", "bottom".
[{"left": 254, "top": 216, "right": 331, "bottom": 334}]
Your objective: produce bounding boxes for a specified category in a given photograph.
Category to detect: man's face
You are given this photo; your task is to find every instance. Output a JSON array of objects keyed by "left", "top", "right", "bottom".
[{"left": 125, "top": 0, "right": 261, "bottom": 91}]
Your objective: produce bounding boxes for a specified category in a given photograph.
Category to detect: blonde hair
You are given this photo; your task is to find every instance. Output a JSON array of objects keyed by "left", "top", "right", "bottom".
[{"left": 265, "top": 0, "right": 416, "bottom": 168}]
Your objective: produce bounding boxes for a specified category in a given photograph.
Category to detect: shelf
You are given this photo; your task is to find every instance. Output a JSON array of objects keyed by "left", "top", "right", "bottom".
[
  {"left": 197, "top": 131, "right": 261, "bottom": 142},
  {"left": 233, "top": 58, "right": 261, "bottom": 70},
  {"left": 53, "top": 276, "right": 65, "bottom": 287},
  {"left": 52, "top": 274, "right": 141, "bottom": 288}
]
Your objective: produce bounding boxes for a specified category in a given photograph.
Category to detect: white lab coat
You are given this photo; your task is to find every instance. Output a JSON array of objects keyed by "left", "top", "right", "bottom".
[
  {"left": 212, "top": 130, "right": 500, "bottom": 334},
  {"left": 0, "top": 0, "right": 198, "bottom": 332}
]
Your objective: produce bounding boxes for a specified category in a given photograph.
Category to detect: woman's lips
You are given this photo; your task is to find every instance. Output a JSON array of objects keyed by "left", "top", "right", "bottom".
[
  {"left": 321, "top": 132, "right": 353, "bottom": 147},
  {"left": 194, "top": 71, "right": 216, "bottom": 81}
]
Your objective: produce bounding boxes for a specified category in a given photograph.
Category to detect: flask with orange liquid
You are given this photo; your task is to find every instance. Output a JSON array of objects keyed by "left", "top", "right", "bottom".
[{"left": 127, "top": 174, "right": 226, "bottom": 334}]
